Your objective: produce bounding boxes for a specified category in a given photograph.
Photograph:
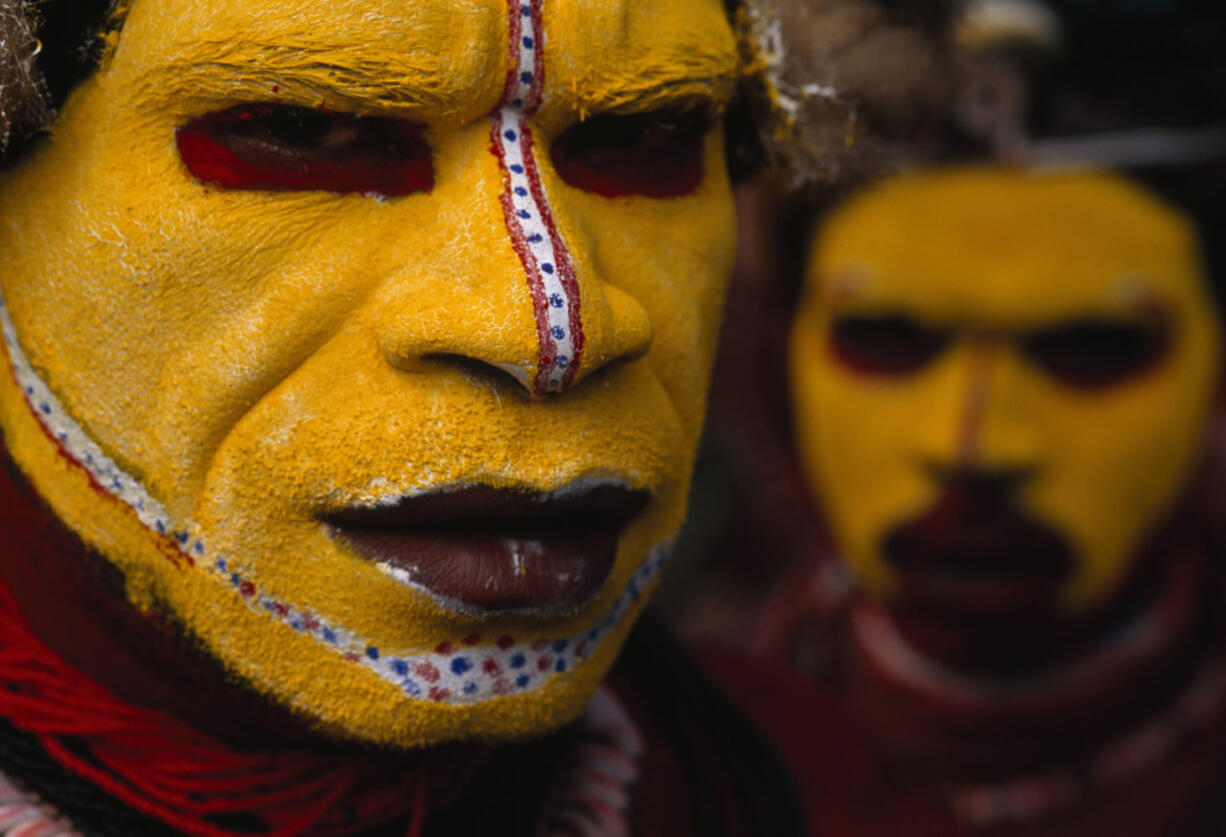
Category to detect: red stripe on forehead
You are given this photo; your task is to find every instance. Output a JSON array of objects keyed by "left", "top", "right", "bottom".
[
  {"left": 501, "top": 0, "right": 547, "bottom": 114},
  {"left": 526, "top": 0, "right": 546, "bottom": 114},
  {"left": 502, "top": 0, "right": 525, "bottom": 104}
]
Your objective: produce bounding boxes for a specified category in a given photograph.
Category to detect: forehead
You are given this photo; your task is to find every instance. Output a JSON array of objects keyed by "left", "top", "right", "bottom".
[
  {"left": 115, "top": 0, "right": 737, "bottom": 128},
  {"left": 811, "top": 169, "right": 1208, "bottom": 325}
]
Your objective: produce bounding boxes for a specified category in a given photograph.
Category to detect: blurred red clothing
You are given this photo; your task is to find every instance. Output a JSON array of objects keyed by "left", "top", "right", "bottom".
[{"left": 740, "top": 549, "right": 1226, "bottom": 837}]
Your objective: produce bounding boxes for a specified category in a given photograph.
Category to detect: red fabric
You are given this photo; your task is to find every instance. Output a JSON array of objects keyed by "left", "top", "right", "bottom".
[
  {"left": 616, "top": 650, "right": 790, "bottom": 837},
  {"left": 0, "top": 570, "right": 491, "bottom": 836},
  {"left": 0, "top": 462, "right": 497, "bottom": 837},
  {"left": 721, "top": 547, "right": 1226, "bottom": 837},
  {"left": 698, "top": 645, "right": 1226, "bottom": 836}
]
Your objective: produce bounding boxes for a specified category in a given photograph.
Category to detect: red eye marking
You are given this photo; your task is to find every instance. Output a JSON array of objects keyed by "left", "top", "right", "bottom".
[
  {"left": 1020, "top": 317, "right": 1170, "bottom": 390},
  {"left": 829, "top": 314, "right": 951, "bottom": 377},
  {"left": 549, "top": 110, "right": 708, "bottom": 198},
  {"left": 175, "top": 104, "right": 433, "bottom": 197}
]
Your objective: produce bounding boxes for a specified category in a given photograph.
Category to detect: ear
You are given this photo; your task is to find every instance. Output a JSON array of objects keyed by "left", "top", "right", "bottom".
[{"left": 0, "top": 0, "right": 50, "bottom": 150}]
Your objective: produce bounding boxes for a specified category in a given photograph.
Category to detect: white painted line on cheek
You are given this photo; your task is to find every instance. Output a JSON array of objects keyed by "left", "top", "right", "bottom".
[{"left": 0, "top": 294, "right": 664, "bottom": 707}]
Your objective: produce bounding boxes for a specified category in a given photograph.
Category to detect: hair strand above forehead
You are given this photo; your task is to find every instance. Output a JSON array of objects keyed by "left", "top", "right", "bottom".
[{"left": 0, "top": 0, "right": 50, "bottom": 149}]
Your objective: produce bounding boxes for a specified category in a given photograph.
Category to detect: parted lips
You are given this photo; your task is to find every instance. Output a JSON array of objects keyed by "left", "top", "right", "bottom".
[{"left": 325, "top": 484, "right": 650, "bottom": 616}]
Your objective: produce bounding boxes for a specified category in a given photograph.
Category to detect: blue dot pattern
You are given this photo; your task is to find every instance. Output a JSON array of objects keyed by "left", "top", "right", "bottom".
[{"left": 489, "top": 0, "right": 584, "bottom": 396}]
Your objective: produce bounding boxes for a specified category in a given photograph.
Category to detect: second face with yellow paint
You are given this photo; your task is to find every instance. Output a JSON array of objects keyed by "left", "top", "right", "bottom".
[{"left": 792, "top": 168, "right": 1221, "bottom": 622}]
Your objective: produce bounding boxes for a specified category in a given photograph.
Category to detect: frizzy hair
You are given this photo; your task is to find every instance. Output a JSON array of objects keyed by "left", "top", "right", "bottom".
[
  {"left": 742, "top": 0, "right": 961, "bottom": 191},
  {"left": 0, "top": 0, "right": 117, "bottom": 161},
  {"left": 0, "top": 0, "right": 48, "bottom": 149}
]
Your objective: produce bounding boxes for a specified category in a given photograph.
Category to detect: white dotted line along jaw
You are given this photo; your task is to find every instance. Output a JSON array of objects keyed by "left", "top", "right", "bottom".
[
  {"left": 493, "top": 0, "right": 585, "bottom": 397},
  {"left": 0, "top": 293, "right": 670, "bottom": 705}
]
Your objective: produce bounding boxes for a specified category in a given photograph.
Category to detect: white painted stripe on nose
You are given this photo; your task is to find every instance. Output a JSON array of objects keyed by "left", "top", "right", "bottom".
[{"left": 490, "top": 0, "right": 584, "bottom": 394}]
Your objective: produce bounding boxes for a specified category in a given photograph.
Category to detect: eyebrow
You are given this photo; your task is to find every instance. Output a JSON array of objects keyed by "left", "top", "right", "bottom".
[
  {"left": 134, "top": 37, "right": 476, "bottom": 114},
  {"left": 134, "top": 35, "right": 738, "bottom": 118},
  {"left": 568, "top": 50, "right": 740, "bottom": 118}
]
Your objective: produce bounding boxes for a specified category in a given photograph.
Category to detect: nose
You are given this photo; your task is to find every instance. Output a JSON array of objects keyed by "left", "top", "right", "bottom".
[
  {"left": 372, "top": 120, "right": 652, "bottom": 398},
  {"left": 916, "top": 338, "right": 1045, "bottom": 481}
]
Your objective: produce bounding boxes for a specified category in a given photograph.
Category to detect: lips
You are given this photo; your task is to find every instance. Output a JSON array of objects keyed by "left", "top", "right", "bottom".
[
  {"left": 882, "top": 480, "right": 1074, "bottom": 617},
  {"left": 323, "top": 483, "right": 649, "bottom": 616}
]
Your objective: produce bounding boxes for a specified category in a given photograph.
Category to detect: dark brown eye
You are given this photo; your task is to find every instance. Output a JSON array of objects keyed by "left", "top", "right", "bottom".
[
  {"left": 1020, "top": 318, "right": 1169, "bottom": 389},
  {"left": 176, "top": 104, "right": 433, "bottom": 197},
  {"left": 265, "top": 106, "right": 335, "bottom": 146},
  {"left": 829, "top": 315, "right": 951, "bottom": 376},
  {"left": 549, "top": 109, "right": 708, "bottom": 197}
]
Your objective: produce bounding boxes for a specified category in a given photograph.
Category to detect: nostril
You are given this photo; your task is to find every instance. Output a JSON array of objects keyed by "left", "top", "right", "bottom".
[{"left": 421, "top": 353, "right": 533, "bottom": 396}]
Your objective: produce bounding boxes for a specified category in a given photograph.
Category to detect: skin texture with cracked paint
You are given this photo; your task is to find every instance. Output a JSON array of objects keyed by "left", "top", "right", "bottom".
[{"left": 0, "top": 0, "right": 738, "bottom": 747}]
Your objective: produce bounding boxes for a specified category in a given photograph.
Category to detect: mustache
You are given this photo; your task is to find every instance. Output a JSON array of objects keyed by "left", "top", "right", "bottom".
[{"left": 881, "top": 474, "right": 1074, "bottom": 584}]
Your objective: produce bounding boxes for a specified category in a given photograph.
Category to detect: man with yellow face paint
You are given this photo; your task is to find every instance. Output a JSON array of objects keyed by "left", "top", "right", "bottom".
[
  {"left": 752, "top": 2, "right": 1226, "bottom": 834},
  {"left": 766, "top": 170, "right": 1226, "bottom": 836},
  {"left": 0, "top": 0, "right": 817, "bottom": 834}
]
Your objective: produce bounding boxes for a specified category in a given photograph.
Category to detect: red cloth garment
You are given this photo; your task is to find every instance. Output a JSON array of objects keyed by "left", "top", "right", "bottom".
[
  {"left": 747, "top": 547, "right": 1226, "bottom": 837},
  {"left": 0, "top": 560, "right": 478, "bottom": 837}
]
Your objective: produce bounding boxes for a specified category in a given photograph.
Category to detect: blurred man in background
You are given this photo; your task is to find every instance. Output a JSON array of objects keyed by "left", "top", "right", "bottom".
[{"left": 745, "top": 0, "right": 1226, "bottom": 833}]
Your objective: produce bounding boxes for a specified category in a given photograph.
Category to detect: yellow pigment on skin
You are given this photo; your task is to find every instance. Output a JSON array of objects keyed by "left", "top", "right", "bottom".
[
  {"left": 791, "top": 168, "right": 1222, "bottom": 608},
  {"left": 0, "top": 0, "right": 737, "bottom": 747}
]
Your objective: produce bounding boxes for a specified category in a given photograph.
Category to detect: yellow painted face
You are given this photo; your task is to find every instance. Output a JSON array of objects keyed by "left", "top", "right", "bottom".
[
  {"left": 792, "top": 168, "right": 1221, "bottom": 611},
  {"left": 0, "top": 0, "right": 737, "bottom": 746}
]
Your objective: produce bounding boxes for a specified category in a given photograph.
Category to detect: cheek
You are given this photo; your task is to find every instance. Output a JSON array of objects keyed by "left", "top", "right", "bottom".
[
  {"left": 550, "top": 130, "right": 735, "bottom": 428},
  {"left": 1029, "top": 341, "right": 1219, "bottom": 603},
  {"left": 645, "top": 136, "right": 737, "bottom": 378},
  {"left": 791, "top": 319, "right": 936, "bottom": 588},
  {"left": 0, "top": 88, "right": 371, "bottom": 504}
]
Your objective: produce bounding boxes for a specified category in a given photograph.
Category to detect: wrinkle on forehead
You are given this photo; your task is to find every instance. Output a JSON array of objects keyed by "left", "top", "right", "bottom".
[
  {"left": 544, "top": 0, "right": 738, "bottom": 120},
  {"left": 133, "top": 38, "right": 492, "bottom": 116},
  {"left": 115, "top": 0, "right": 505, "bottom": 122},
  {"left": 115, "top": 0, "right": 736, "bottom": 125},
  {"left": 566, "top": 49, "right": 737, "bottom": 118}
]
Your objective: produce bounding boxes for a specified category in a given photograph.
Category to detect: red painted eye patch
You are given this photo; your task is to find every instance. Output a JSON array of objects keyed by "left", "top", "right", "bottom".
[
  {"left": 550, "top": 109, "right": 709, "bottom": 198},
  {"left": 830, "top": 314, "right": 951, "bottom": 377},
  {"left": 176, "top": 104, "right": 433, "bottom": 197},
  {"left": 829, "top": 313, "right": 1169, "bottom": 390}
]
